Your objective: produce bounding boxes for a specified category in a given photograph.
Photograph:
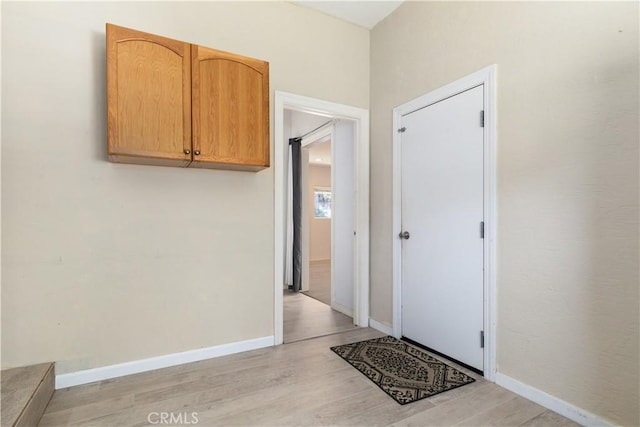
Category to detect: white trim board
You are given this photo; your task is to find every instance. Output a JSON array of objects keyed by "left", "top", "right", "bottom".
[
  {"left": 392, "top": 65, "right": 498, "bottom": 381},
  {"left": 274, "top": 91, "right": 370, "bottom": 345},
  {"left": 495, "top": 373, "right": 614, "bottom": 427},
  {"left": 369, "top": 318, "right": 393, "bottom": 335},
  {"left": 55, "top": 336, "right": 274, "bottom": 389},
  {"left": 302, "top": 121, "right": 334, "bottom": 148}
]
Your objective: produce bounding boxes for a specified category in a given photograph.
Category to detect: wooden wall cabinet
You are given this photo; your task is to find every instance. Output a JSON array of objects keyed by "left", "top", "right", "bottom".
[{"left": 107, "top": 24, "right": 270, "bottom": 171}]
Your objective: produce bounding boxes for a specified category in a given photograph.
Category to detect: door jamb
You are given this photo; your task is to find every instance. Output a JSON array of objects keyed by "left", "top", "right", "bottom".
[
  {"left": 274, "top": 91, "right": 370, "bottom": 345},
  {"left": 391, "top": 65, "right": 497, "bottom": 381}
]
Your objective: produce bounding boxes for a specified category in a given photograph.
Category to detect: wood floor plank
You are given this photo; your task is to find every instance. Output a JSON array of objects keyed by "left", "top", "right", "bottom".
[
  {"left": 39, "top": 394, "right": 134, "bottom": 426},
  {"left": 298, "top": 388, "right": 435, "bottom": 427},
  {"left": 391, "top": 383, "right": 515, "bottom": 426},
  {"left": 303, "top": 259, "right": 332, "bottom": 305},
  {"left": 202, "top": 372, "right": 375, "bottom": 426},
  {"left": 47, "top": 346, "right": 274, "bottom": 414},
  {"left": 281, "top": 389, "right": 393, "bottom": 426},
  {"left": 40, "top": 298, "right": 577, "bottom": 427},
  {"left": 284, "top": 290, "right": 359, "bottom": 343},
  {"left": 457, "top": 395, "right": 547, "bottom": 426},
  {"left": 520, "top": 410, "right": 582, "bottom": 427}
]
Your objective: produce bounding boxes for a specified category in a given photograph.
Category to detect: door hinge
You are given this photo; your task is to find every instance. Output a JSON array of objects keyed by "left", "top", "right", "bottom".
[
  {"left": 480, "top": 221, "right": 485, "bottom": 239},
  {"left": 480, "top": 331, "right": 485, "bottom": 348},
  {"left": 480, "top": 110, "right": 485, "bottom": 128},
  {"left": 398, "top": 127, "right": 406, "bottom": 133}
]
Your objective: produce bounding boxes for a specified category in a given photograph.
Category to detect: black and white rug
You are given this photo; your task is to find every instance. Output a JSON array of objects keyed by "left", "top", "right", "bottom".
[{"left": 330, "top": 336, "right": 476, "bottom": 405}]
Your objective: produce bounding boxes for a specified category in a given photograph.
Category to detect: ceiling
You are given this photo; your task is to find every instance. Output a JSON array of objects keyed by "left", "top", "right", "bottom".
[{"left": 292, "top": 1, "right": 403, "bottom": 29}]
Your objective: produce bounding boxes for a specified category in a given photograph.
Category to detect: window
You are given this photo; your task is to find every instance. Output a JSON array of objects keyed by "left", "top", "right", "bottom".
[{"left": 314, "top": 188, "right": 332, "bottom": 219}]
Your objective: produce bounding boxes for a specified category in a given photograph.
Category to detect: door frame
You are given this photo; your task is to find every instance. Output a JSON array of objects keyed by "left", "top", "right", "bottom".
[
  {"left": 391, "top": 65, "right": 497, "bottom": 380},
  {"left": 274, "top": 91, "right": 370, "bottom": 345}
]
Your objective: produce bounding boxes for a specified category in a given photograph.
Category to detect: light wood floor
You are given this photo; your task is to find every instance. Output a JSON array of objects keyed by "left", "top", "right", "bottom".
[
  {"left": 40, "top": 328, "right": 579, "bottom": 427},
  {"left": 283, "top": 289, "right": 358, "bottom": 343},
  {"left": 302, "top": 260, "right": 331, "bottom": 306}
]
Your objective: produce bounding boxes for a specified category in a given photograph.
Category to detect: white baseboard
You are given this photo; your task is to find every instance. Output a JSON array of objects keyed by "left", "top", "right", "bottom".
[
  {"left": 56, "top": 336, "right": 274, "bottom": 389},
  {"left": 495, "top": 373, "right": 613, "bottom": 427},
  {"left": 331, "top": 301, "right": 354, "bottom": 318},
  {"left": 369, "top": 318, "right": 393, "bottom": 335}
]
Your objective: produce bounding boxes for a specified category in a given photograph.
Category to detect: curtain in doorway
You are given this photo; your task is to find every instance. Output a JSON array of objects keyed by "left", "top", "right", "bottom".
[
  {"left": 289, "top": 137, "right": 303, "bottom": 292},
  {"left": 285, "top": 142, "right": 294, "bottom": 288}
]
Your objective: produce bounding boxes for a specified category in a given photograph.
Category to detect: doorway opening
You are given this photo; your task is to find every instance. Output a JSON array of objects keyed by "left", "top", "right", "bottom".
[
  {"left": 282, "top": 110, "right": 357, "bottom": 343},
  {"left": 274, "top": 92, "right": 369, "bottom": 345}
]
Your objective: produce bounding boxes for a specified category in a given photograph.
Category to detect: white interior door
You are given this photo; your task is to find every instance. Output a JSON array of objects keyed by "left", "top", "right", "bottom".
[
  {"left": 332, "top": 120, "right": 355, "bottom": 316},
  {"left": 400, "top": 85, "right": 484, "bottom": 371}
]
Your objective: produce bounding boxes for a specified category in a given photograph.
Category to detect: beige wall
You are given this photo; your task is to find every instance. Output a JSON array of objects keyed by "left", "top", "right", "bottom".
[
  {"left": 1, "top": 1, "right": 369, "bottom": 374},
  {"left": 308, "top": 164, "right": 331, "bottom": 261},
  {"left": 370, "top": 2, "right": 638, "bottom": 424}
]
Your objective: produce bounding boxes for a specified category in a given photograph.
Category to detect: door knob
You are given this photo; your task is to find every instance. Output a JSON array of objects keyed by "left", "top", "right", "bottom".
[
  {"left": 184, "top": 149, "right": 191, "bottom": 155},
  {"left": 399, "top": 231, "right": 410, "bottom": 239},
  {"left": 194, "top": 150, "right": 200, "bottom": 156}
]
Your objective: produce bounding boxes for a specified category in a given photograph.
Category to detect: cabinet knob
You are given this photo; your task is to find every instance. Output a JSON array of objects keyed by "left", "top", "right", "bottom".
[
  {"left": 184, "top": 149, "right": 191, "bottom": 155},
  {"left": 194, "top": 150, "right": 200, "bottom": 156}
]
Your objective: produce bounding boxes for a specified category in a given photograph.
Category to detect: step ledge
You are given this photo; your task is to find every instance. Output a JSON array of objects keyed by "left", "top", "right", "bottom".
[{"left": 2, "top": 363, "right": 55, "bottom": 427}]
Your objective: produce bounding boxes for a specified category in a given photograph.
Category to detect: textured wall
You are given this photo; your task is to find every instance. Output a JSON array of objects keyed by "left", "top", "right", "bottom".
[
  {"left": 1, "top": 1, "right": 369, "bottom": 374},
  {"left": 370, "top": 2, "right": 638, "bottom": 424}
]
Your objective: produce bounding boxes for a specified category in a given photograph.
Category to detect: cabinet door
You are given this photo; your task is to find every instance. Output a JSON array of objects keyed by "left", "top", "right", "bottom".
[
  {"left": 192, "top": 45, "right": 269, "bottom": 171},
  {"left": 107, "top": 24, "right": 192, "bottom": 166}
]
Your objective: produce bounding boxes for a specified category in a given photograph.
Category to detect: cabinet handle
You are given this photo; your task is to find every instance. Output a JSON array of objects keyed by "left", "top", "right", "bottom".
[
  {"left": 184, "top": 149, "right": 191, "bottom": 155},
  {"left": 194, "top": 150, "right": 200, "bottom": 156}
]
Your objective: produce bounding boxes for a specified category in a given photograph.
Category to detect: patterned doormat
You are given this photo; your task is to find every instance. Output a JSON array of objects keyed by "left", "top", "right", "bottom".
[{"left": 330, "top": 336, "right": 476, "bottom": 405}]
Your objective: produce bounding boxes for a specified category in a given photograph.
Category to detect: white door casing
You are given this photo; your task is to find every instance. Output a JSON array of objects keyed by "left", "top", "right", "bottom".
[
  {"left": 275, "top": 91, "right": 370, "bottom": 346},
  {"left": 400, "top": 85, "right": 484, "bottom": 371},
  {"left": 392, "top": 65, "right": 497, "bottom": 380}
]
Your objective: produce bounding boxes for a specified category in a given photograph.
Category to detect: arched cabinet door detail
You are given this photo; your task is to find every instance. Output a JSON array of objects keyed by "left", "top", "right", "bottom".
[
  {"left": 107, "top": 24, "right": 192, "bottom": 167},
  {"left": 106, "top": 23, "right": 270, "bottom": 172},
  {"left": 191, "top": 45, "right": 270, "bottom": 171}
]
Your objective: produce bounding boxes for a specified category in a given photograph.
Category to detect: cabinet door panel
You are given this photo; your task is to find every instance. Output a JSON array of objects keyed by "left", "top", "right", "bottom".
[
  {"left": 192, "top": 46, "right": 269, "bottom": 170},
  {"left": 107, "top": 24, "right": 191, "bottom": 166}
]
